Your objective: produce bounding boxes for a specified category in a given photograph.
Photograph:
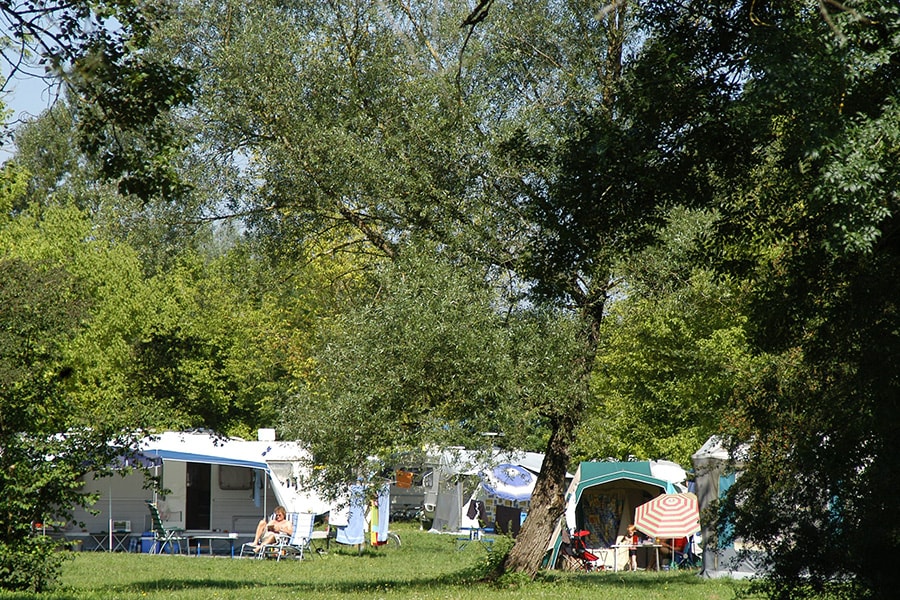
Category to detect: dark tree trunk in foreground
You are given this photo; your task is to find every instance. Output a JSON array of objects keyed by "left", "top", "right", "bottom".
[
  {"left": 500, "top": 302, "right": 603, "bottom": 576},
  {"left": 500, "top": 412, "right": 578, "bottom": 576}
]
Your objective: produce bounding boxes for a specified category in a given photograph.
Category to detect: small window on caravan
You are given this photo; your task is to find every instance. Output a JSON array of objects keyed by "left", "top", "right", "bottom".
[{"left": 219, "top": 465, "right": 253, "bottom": 490}]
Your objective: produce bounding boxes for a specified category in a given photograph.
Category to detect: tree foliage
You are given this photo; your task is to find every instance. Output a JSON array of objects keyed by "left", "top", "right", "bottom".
[
  {"left": 14, "top": 1, "right": 900, "bottom": 594},
  {"left": 626, "top": 2, "right": 900, "bottom": 597},
  {"left": 0, "top": 255, "right": 134, "bottom": 592},
  {"left": 150, "top": 0, "right": 655, "bottom": 577},
  {"left": 578, "top": 208, "right": 755, "bottom": 467},
  {"left": 286, "top": 247, "right": 590, "bottom": 491},
  {"left": 1, "top": 0, "right": 195, "bottom": 199},
  {"left": 0, "top": 167, "right": 330, "bottom": 589}
]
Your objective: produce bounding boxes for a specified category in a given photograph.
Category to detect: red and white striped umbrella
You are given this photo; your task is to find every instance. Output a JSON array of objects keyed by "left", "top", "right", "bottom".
[{"left": 634, "top": 493, "right": 700, "bottom": 539}]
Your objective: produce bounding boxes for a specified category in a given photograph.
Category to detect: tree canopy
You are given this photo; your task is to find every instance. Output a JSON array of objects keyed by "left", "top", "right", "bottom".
[
  {"left": 1, "top": 0, "right": 194, "bottom": 199},
  {"left": 5, "top": 1, "right": 900, "bottom": 597},
  {"left": 624, "top": 2, "right": 900, "bottom": 598},
  {"left": 577, "top": 208, "right": 754, "bottom": 467}
]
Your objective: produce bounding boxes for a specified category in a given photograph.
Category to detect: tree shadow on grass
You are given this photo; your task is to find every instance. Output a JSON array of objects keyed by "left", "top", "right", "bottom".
[
  {"left": 541, "top": 569, "right": 718, "bottom": 590},
  {"left": 106, "top": 567, "right": 718, "bottom": 596},
  {"left": 107, "top": 571, "right": 482, "bottom": 596}
]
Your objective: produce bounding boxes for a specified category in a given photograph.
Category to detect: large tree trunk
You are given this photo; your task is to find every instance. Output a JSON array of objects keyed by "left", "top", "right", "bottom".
[
  {"left": 500, "top": 411, "right": 578, "bottom": 576},
  {"left": 499, "top": 290, "right": 606, "bottom": 577}
]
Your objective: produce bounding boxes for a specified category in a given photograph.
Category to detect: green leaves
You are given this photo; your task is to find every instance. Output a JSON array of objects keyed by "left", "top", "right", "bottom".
[
  {"left": 1, "top": 1, "right": 196, "bottom": 202},
  {"left": 815, "top": 100, "right": 900, "bottom": 254},
  {"left": 577, "top": 209, "right": 753, "bottom": 467},
  {"left": 0, "top": 256, "right": 128, "bottom": 592},
  {"left": 285, "top": 248, "right": 589, "bottom": 489},
  {"left": 630, "top": 2, "right": 900, "bottom": 596}
]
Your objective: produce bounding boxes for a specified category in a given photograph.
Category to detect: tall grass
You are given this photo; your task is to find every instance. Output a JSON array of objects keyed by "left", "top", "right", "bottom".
[{"left": 0, "top": 524, "right": 753, "bottom": 599}]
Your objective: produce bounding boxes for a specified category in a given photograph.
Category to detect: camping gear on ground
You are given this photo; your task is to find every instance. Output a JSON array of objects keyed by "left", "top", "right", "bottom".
[
  {"left": 673, "top": 535, "right": 701, "bottom": 569},
  {"left": 239, "top": 510, "right": 279, "bottom": 559},
  {"left": 254, "top": 513, "right": 316, "bottom": 561},
  {"left": 239, "top": 511, "right": 315, "bottom": 561},
  {"left": 461, "top": 461, "right": 538, "bottom": 535},
  {"left": 423, "top": 447, "right": 549, "bottom": 534},
  {"left": 560, "top": 529, "right": 603, "bottom": 571},
  {"left": 634, "top": 492, "right": 700, "bottom": 571},
  {"left": 275, "top": 513, "right": 316, "bottom": 560}
]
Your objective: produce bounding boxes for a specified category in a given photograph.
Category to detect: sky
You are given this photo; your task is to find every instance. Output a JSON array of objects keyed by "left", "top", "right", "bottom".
[
  {"left": 1, "top": 73, "right": 59, "bottom": 157},
  {"left": 5, "top": 74, "right": 57, "bottom": 119}
]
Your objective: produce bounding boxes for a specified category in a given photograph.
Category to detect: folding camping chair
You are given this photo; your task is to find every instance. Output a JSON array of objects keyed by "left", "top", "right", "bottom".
[
  {"left": 309, "top": 527, "right": 333, "bottom": 555},
  {"left": 145, "top": 500, "right": 187, "bottom": 555},
  {"left": 272, "top": 513, "right": 315, "bottom": 561},
  {"left": 673, "top": 535, "right": 701, "bottom": 569},
  {"left": 560, "top": 529, "right": 601, "bottom": 571},
  {"left": 240, "top": 512, "right": 299, "bottom": 559}
]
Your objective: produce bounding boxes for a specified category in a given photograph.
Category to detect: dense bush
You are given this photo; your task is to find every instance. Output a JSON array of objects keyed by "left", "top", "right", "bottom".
[{"left": 0, "top": 537, "right": 68, "bottom": 592}]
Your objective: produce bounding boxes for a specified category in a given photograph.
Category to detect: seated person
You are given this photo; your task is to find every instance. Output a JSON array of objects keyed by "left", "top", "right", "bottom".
[
  {"left": 657, "top": 536, "right": 688, "bottom": 568},
  {"left": 249, "top": 505, "right": 293, "bottom": 551}
]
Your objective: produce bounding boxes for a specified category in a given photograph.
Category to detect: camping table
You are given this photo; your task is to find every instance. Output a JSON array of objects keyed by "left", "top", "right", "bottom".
[
  {"left": 63, "top": 532, "right": 133, "bottom": 552},
  {"left": 188, "top": 533, "right": 240, "bottom": 558},
  {"left": 456, "top": 527, "right": 495, "bottom": 551},
  {"left": 611, "top": 543, "right": 661, "bottom": 572},
  {"left": 109, "top": 532, "right": 135, "bottom": 552}
]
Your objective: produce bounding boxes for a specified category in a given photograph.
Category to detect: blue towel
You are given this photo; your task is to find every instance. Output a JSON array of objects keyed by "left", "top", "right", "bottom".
[{"left": 336, "top": 485, "right": 366, "bottom": 545}]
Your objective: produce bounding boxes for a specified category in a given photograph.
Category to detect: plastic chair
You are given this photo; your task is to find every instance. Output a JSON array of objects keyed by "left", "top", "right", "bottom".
[
  {"left": 271, "top": 513, "right": 315, "bottom": 561},
  {"left": 144, "top": 500, "right": 187, "bottom": 555},
  {"left": 240, "top": 512, "right": 297, "bottom": 559}
]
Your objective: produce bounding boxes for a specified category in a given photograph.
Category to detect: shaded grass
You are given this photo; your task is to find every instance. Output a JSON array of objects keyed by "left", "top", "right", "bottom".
[{"left": 1, "top": 524, "right": 754, "bottom": 599}]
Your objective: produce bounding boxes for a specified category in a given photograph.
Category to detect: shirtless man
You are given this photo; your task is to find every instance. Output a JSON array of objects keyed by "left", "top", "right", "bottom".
[{"left": 250, "top": 505, "right": 292, "bottom": 550}]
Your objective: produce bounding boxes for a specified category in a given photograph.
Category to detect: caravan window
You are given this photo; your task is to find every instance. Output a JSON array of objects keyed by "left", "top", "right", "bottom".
[{"left": 219, "top": 465, "right": 254, "bottom": 490}]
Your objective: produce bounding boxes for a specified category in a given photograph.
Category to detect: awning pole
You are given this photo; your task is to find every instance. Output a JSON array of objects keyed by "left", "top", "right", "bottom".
[{"left": 109, "top": 487, "right": 113, "bottom": 552}]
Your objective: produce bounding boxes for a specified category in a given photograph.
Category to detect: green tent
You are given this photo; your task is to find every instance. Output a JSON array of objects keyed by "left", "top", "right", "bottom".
[{"left": 546, "top": 462, "right": 675, "bottom": 570}]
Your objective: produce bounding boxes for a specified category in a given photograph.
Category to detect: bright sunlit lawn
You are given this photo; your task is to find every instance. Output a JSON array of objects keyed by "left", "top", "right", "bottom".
[{"left": 2, "top": 524, "right": 754, "bottom": 600}]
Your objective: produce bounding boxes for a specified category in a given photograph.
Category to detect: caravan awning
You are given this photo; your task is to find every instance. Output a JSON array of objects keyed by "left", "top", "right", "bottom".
[
  {"left": 139, "top": 431, "right": 309, "bottom": 472},
  {"left": 143, "top": 448, "right": 267, "bottom": 470}
]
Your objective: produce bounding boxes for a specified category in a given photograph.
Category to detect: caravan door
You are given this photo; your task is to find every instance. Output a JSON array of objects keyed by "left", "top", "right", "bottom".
[{"left": 186, "top": 462, "right": 211, "bottom": 530}]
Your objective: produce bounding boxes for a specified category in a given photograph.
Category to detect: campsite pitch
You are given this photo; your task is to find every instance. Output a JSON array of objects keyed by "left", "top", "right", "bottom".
[{"left": 1, "top": 525, "right": 752, "bottom": 600}]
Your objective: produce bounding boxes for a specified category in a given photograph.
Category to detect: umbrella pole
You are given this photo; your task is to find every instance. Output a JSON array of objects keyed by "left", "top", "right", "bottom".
[{"left": 109, "top": 487, "right": 113, "bottom": 553}]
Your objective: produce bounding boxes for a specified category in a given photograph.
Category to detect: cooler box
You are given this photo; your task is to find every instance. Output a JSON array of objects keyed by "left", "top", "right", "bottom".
[{"left": 141, "top": 533, "right": 155, "bottom": 553}]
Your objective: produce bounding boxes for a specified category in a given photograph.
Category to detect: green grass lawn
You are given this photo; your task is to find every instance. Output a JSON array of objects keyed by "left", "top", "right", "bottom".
[{"left": 2, "top": 525, "right": 753, "bottom": 599}]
